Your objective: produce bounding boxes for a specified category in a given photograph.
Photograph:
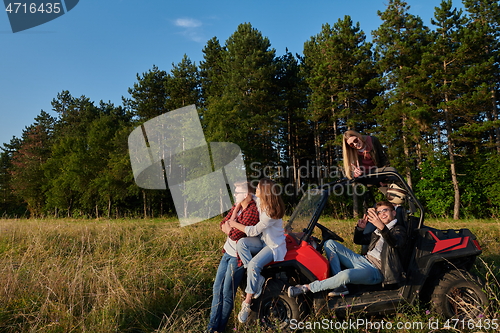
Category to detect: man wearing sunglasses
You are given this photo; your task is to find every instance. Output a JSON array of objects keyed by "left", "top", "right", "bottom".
[
  {"left": 207, "top": 181, "right": 259, "bottom": 333},
  {"left": 288, "top": 201, "right": 407, "bottom": 298}
]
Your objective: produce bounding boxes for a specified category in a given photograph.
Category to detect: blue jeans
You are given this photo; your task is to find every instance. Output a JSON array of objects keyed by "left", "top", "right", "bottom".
[
  {"left": 308, "top": 239, "right": 383, "bottom": 293},
  {"left": 207, "top": 252, "right": 245, "bottom": 333},
  {"left": 236, "top": 236, "right": 274, "bottom": 295}
]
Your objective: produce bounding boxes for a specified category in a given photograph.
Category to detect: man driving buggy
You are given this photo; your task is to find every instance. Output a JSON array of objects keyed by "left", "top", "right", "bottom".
[{"left": 288, "top": 200, "right": 407, "bottom": 298}]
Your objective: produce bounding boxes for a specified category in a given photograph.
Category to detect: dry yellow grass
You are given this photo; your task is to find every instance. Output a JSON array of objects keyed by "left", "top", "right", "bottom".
[{"left": 0, "top": 217, "right": 498, "bottom": 332}]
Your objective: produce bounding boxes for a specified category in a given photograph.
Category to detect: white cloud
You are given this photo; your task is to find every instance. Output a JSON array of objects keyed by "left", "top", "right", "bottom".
[
  {"left": 173, "top": 18, "right": 204, "bottom": 43},
  {"left": 174, "top": 18, "right": 202, "bottom": 29}
]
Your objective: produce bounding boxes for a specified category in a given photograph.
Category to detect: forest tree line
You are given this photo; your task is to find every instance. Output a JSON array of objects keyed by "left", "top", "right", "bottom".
[{"left": 1, "top": 0, "right": 499, "bottom": 219}]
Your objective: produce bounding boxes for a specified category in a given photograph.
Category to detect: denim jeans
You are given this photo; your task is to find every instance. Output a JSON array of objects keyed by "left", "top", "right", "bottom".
[
  {"left": 236, "top": 236, "right": 274, "bottom": 295},
  {"left": 308, "top": 239, "right": 383, "bottom": 293},
  {"left": 207, "top": 252, "right": 245, "bottom": 333}
]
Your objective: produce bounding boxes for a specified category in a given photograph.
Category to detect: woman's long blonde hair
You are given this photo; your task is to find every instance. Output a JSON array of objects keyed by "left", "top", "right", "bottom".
[
  {"left": 257, "top": 178, "right": 285, "bottom": 219},
  {"left": 342, "top": 130, "right": 376, "bottom": 179}
]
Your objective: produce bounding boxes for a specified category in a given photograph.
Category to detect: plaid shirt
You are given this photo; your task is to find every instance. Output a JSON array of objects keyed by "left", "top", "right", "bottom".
[{"left": 220, "top": 199, "right": 259, "bottom": 266}]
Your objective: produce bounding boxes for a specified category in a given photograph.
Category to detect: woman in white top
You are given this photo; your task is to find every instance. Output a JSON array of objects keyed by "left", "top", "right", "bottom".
[{"left": 228, "top": 178, "right": 286, "bottom": 323}]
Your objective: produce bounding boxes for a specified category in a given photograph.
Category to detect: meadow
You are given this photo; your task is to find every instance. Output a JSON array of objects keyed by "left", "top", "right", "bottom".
[{"left": 0, "top": 217, "right": 498, "bottom": 332}]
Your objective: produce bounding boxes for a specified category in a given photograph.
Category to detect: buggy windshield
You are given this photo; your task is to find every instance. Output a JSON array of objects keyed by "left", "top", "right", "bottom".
[{"left": 284, "top": 188, "right": 325, "bottom": 236}]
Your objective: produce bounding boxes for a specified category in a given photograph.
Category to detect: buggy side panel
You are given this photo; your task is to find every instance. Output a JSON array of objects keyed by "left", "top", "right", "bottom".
[
  {"left": 405, "top": 227, "right": 482, "bottom": 300},
  {"left": 265, "top": 235, "right": 330, "bottom": 282}
]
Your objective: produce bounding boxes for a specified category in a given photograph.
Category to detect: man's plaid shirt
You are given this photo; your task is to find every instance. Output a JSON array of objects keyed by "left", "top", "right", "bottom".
[
  {"left": 220, "top": 199, "right": 259, "bottom": 242},
  {"left": 220, "top": 199, "right": 259, "bottom": 266}
]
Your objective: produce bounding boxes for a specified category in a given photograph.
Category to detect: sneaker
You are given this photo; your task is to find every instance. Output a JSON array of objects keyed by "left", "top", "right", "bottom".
[
  {"left": 253, "top": 275, "right": 266, "bottom": 299},
  {"left": 288, "top": 284, "right": 308, "bottom": 298},
  {"left": 327, "top": 285, "right": 349, "bottom": 297},
  {"left": 237, "top": 301, "right": 252, "bottom": 323}
]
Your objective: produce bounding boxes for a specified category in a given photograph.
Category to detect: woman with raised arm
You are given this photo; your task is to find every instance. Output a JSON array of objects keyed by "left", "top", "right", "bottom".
[{"left": 342, "top": 130, "right": 390, "bottom": 179}]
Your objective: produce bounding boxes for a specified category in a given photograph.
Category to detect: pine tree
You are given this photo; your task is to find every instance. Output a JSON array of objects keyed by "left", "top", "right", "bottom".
[
  {"left": 165, "top": 54, "right": 201, "bottom": 110},
  {"left": 304, "top": 16, "right": 378, "bottom": 180},
  {"left": 44, "top": 92, "right": 100, "bottom": 217},
  {"left": 199, "top": 37, "right": 225, "bottom": 108},
  {"left": 9, "top": 111, "right": 55, "bottom": 217},
  {"left": 463, "top": 0, "right": 500, "bottom": 152},
  {"left": 372, "top": 0, "right": 433, "bottom": 187},
  {"left": 424, "top": 0, "right": 489, "bottom": 219},
  {"left": 0, "top": 137, "right": 25, "bottom": 216},
  {"left": 125, "top": 65, "right": 169, "bottom": 121},
  {"left": 275, "top": 50, "right": 310, "bottom": 195},
  {"left": 202, "top": 23, "right": 280, "bottom": 168}
]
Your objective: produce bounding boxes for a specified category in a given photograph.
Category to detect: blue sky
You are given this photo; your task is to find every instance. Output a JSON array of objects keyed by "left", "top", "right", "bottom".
[{"left": 0, "top": 0, "right": 459, "bottom": 147}]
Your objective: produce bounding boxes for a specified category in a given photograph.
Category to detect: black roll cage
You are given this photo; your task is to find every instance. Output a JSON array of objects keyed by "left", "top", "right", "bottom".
[{"left": 299, "top": 170, "right": 425, "bottom": 244}]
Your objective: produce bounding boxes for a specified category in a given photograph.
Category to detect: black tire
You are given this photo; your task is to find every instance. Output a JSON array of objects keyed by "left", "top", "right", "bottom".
[
  {"left": 254, "top": 279, "right": 307, "bottom": 329},
  {"left": 431, "top": 270, "right": 488, "bottom": 319}
]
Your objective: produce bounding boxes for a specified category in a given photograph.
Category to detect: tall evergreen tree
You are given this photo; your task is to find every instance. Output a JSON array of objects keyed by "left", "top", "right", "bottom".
[
  {"left": 165, "top": 54, "right": 201, "bottom": 110},
  {"left": 44, "top": 92, "right": 100, "bottom": 217},
  {"left": 276, "top": 50, "right": 310, "bottom": 195},
  {"left": 463, "top": 0, "right": 500, "bottom": 152},
  {"left": 202, "top": 23, "right": 280, "bottom": 168},
  {"left": 125, "top": 65, "right": 169, "bottom": 121},
  {"left": 423, "top": 0, "right": 491, "bottom": 219},
  {"left": 304, "top": 16, "right": 378, "bottom": 179},
  {"left": 9, "top": 111, "right": 55, "bottom": 217},
  {"left": 0, "top": 137, "right": 25, "bottom": 216},
  {"left": 199, "top": 37, "right": 225, "bottom": 108},
  {"left": 372, "top": 0, "right": 433, "bottom": 187}
]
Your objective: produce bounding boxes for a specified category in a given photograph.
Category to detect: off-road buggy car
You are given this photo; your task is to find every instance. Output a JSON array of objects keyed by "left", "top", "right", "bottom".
[{"left": 248, "top": 170, "right": 487, "bottom": 328}]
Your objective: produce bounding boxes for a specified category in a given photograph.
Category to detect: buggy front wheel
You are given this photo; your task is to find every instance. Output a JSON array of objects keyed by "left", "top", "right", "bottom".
[{"left": 254, "top": 279, "right": 307, "bottom": 329}]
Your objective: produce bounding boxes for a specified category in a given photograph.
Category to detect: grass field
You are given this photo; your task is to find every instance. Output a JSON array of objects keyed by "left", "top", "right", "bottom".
[{"left": 0, "top": 217, "right": 498, "bottom": 332}]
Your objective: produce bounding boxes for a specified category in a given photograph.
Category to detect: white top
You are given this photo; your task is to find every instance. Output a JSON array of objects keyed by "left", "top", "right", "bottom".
[
  {"left": 223, "top": 209, "right": 241, "bottom": 257},
  {"left": 244, "top": 198, "right": 286, "bottom": 262},
  {"left": 367, "top": 218, "right": 398, "bottom": 261},
  {"left": 223, "top": 238, "right": 238, "bottom": 257}
]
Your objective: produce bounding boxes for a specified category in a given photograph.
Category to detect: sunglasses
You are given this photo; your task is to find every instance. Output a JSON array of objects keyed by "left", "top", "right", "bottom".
[
  {"left": 347, "top": 137, "right": 359, "bottom": 148},
  {"left": 376, "top": 208, "right": 392, "bottom": 215}
]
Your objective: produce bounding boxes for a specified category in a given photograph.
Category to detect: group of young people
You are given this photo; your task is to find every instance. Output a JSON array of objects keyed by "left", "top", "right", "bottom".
[{"left": 206, "top": 130, "right": 407, "bottom": 333}]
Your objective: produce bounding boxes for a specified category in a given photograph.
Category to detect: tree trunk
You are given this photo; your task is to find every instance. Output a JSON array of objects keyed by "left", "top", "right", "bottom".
[
  {"left": 402, "top": 115, "right": 413, "bottom": 188},
  {"left": 294, "top": 132, "right": 300, "bottom": 196},
  {"left": 445, "top": 107, "right": 460, "bottom": 220},
  {"left": 352, "top": 185, "right": 359, "bottom": 219},
  {"left": 314, "top": 122, "right": 321, "bottom": 184},
  {"left": 143, "top": 190, "right": 147, "bottom": 218},
  {"left": 107, "top": 198, "right": 111, "bottom": 218},
  {"left": 491, "top": 88, "right": 500, "bottom": 153}
]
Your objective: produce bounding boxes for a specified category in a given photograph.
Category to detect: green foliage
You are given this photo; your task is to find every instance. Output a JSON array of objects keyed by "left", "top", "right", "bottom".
[
  {"left": 8, "top": 111, "right": 55, "bottom": 217},
  {"left": 165, "top": 54, "right": 201, "bottom": 110},
  {"left": 415, "top": 159, "right": 454, "bottom": 218},
  {"left": 2, "top": 3, "right": 500, "bottom": 218},
  {"left": 478, "top": 153, "right": 500, "bottom": 217},
  {"left": 202, "top": 23, "right": 282, "bottom": 168},
  {"left": 372, "top": 0, "right": 433, "bottom": 181}
]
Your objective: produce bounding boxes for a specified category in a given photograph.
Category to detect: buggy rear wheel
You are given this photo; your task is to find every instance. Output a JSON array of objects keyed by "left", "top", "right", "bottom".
[{"left": 431, "top": 270, "right": 488, "bottom": 319}]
